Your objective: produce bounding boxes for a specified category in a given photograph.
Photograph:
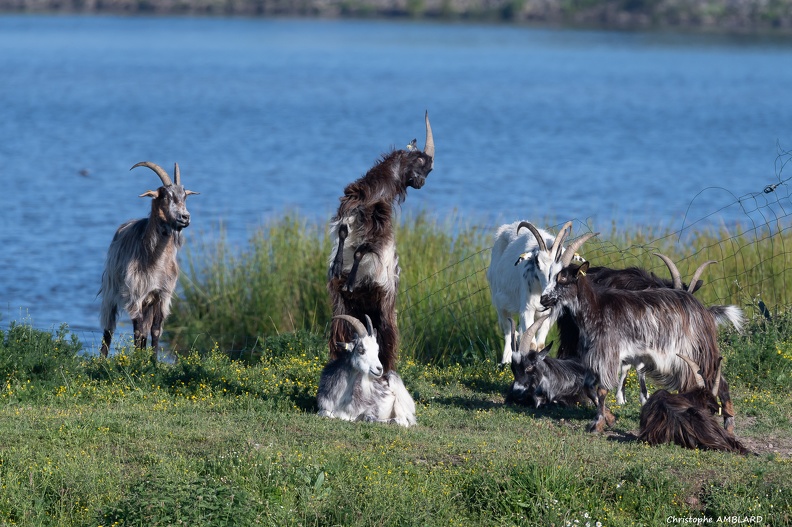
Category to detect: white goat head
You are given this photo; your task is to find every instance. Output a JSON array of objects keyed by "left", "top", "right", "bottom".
[
  {"left": 334, "top": 314, "right": 383, "bottom": 378},
  {"left": 517, "top": 221, "right": 598, "bottom": 299}
]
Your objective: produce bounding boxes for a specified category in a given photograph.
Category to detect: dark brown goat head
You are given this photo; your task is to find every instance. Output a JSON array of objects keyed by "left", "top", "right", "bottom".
[
  {"left": 133, "top": 161, "right": 199, "bottom": 232},
  {"left": 402, "top": 111, "right": 435, "bottom": 190}
]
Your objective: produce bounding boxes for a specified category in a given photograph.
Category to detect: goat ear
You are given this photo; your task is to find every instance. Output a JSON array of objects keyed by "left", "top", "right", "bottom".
[
  {"left": 537, "top": 348, "right": 551, "bottom": 361},
  {"left": 337, "top": 342, "right": 354, "bottom": 352},
  {"left": 139, "top": 190, "right": 159, "bottom": 199},
  {"left": 577, "top": 261, "right": 590, "bottom": 277},
  {"left": 185, "top": 190, "right": 200, "bottom": 196}
]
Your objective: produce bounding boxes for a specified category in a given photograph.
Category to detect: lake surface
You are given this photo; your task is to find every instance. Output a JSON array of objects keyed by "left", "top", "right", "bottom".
[{"left": 1, "top": 15, "right": 792, "bottom": 344}]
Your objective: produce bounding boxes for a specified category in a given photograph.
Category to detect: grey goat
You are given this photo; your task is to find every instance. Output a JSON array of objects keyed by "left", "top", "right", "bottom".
[{"left": 99, "top": 161, "right": 198, "bottom": 358}]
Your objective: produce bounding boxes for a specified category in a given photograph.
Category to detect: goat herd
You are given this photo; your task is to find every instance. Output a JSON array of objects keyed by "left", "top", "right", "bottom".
[{"left": 97, "top": 113, "right": 750, "bottom": 455}]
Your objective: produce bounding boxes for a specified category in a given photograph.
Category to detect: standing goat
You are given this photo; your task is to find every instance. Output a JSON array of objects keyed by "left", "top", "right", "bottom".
[
  {"left": 486, "top": 220, "right": 595, "bottom": 364},
  {"left": 99, "top": 162, "right": 198, "bottom": 358},
  {"left": 317, "top": 315, "right": 417, "bottom": 427},
  {"left": 554, "top": 254, "right": 719, "bottom": 405},
  {"left": 328, "top": 113, "right": 434, "bottom": 373},
  {"left": 639, "top": 354, "right": 750, "bottom": 454},
  {"left": 540, "top": 261, "right": 743, "bottom": 433}
]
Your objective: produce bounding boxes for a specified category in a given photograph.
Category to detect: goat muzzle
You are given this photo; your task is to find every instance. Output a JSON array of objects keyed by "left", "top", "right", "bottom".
[{"left": 539, "top": 294, "right": 556, "bottom": 308}]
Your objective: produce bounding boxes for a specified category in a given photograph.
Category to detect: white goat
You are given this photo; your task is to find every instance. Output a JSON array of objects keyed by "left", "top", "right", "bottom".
[
  {"left": 317, "top": 315, "right": 417, "bottom": 427},
  {"left": 486, "top": 220, "right": 596, "bottom": 364}
]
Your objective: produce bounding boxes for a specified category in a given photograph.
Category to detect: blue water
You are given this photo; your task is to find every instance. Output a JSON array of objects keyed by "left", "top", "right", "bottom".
[{"left": 1, "top": 15, "right": 791, "bottom": 341}]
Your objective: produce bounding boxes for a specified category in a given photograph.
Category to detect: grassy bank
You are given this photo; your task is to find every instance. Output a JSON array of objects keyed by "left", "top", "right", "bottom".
[
  {"left": 0, "top": 319, "right": 791, "bottom": 526},
  {"left": 169, "top": 214, "right": 792, "bottom": 364}
]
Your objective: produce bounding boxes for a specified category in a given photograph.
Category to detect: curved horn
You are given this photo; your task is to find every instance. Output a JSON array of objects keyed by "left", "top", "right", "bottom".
[
  {"left": 676, "top": 353, "right": 706, "bottom": 389},
  {"left": 688, "top": 260, "right": 717, "bottom": 293},
  {"left": 174, "top": 162, "right": 181, "bottom": 186},
  {"left": 551, "top": 221, "right": 573, "bottom": 261},
  {"left": 333, "top": 315, "right": 368, "bottom": 340},
  {"left": 518, "top": 222, "right": 548, "bottom": 253},
  {"left": 711, "top": 357, "right": 722, "bottom": 397},
  {"left": 560, "top": 232, "right": 599, "bottom": 267},
  {"left": 364, "top": 314, "right": 375, "bottom": 336},
  {"left": 131, "top": 161, "right": 173, "bottom": 187},
  {"left": 423, "top": 111, "right": 434, "bottom": 161},
  {"left": 653, "top": 253, "right": 683, "bottom": 290},
  {"left": 518, "top": 315, "right": 549, "bottom": 354}
]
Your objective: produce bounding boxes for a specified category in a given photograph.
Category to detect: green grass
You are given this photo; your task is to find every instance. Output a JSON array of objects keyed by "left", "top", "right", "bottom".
[
  {"left": 4, "top": 216, "right": 792, "bottom": 525},
  {"left": 0, "top": 318, "right": 791, "bottom": 526}
]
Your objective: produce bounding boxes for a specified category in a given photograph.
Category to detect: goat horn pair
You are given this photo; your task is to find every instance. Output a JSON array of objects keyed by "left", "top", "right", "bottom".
[
  {"left": 424, "top": 111, "right": 434, "bottom": 162},
  {"left": 654, "top": 254, "right": 717, "bottom": 293},
  {"left": 131, "top": 161, "right": 178, "bottom": 187},
  {"left": 517, "top": 221, "right": 569, "bottom": 254},
  {"left": 518, "top": 315, "right": 550, "bottom": 354},
  {"left": 333, "top": 314, "right": 373, "bottom": 338}
]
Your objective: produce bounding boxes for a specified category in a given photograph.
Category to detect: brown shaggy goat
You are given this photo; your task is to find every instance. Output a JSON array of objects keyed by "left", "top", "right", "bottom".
[
  {"left": 639, "top": 354, "right": 750, "bottom": 454},
  {"left": 327, "top": 113, "right": 434, "bottom": 373}
]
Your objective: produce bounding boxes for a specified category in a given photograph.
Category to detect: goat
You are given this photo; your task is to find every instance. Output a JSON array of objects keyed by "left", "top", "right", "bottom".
[
  {"left": 540, "top": 261, "right": 743, "bottom": 433},
  {"left": 486, "top": 220, "right": 596, "bottom": 364},
  {"left": 317, "top": 314, "right": 417, "bottom": 427},
  {"left": 639, "top": 354, "right": 750, "bottom": 454},
  {"left": 327, "top": 112, "right": 434, "bottom": 374},
  {"left": 507, "top": 316, "right": 598, "bottom": 409},
  {"left": 99, "top": 161, "right": 198, "bottom": 358},
  {"left": 555, "top": 255, "right": 721, "bottom": 405}
]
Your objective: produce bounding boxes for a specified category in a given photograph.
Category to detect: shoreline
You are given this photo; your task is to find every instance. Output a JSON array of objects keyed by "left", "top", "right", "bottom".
[{"left": 0, "top": 0, "right": 791, "bottom": 35}]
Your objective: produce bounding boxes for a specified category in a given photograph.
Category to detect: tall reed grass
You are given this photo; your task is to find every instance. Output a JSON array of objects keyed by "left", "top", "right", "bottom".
[{"left": 168, "top": 213, "right": 792, "bottom": 365}]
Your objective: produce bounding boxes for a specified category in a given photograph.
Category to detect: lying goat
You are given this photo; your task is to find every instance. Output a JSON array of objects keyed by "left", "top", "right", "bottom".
[
  {"left": 540, "top": 261, "right": 743, "bottom": 433},
  {"left": 507, "top": 316, "right": 598, "bottom": 409},
  {"left": 99, "top": 161, "right": 198, "bottom": 358},
  {"left": 317, "top": 314, "right": 417, "bottom": 427},
  {"left": 328, "top": 113, "right": 434, "bottom": 374},
  {"left": 639, "top": 354, "right": 750, "bottom": 454},
  {"left": 486, "top": 220, "right": 596, "bottom": 364}
]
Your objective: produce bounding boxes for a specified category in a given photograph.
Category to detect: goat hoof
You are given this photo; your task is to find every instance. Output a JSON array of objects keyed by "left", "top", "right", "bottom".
[{"left": 586, "top": 417, "right": 608, "bottom": 433}]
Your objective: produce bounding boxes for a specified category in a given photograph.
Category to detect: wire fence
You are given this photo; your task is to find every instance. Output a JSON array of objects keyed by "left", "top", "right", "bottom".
[
  {"left": 397, "top": 146, "right": 792, "bottom": 362},
  {"left": 13, "top": 148, "right": 792, "bottom": 361}
]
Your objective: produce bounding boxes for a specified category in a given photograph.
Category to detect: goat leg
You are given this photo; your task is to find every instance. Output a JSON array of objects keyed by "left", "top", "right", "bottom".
[
  {"left": 342, "top": 244, "right": 369, "bottom": 293},
  {"left": 638, "top": 367, "right": 648, "bottom": 405},
  {"left": 133, "top": 318, "right": 148, "bottom": 350},
  {"left": 150, "top": 303, "right": 164, "bottom": 363},
  {"left": 100, "top": 330, "right": 113, "bottom": 358},
  {"left": 330, "top": 224, "right": 348, "bottom": 279},
  {"left": 587, "top": 386, "right": 615, "bottom": 433}
]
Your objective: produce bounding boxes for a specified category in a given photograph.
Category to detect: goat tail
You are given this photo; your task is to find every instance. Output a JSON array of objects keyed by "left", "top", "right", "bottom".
[{"left": 709, "top": 305, "right": 745, "bottom": 333}]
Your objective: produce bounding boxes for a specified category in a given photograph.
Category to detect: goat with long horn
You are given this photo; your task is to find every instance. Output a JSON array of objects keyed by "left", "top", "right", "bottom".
[
  {"left": 327, "top": 112, "right": 435, "bottom": 374},
  {"left": 99, "top": 161, "right": 198, "bottom": 359}
]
